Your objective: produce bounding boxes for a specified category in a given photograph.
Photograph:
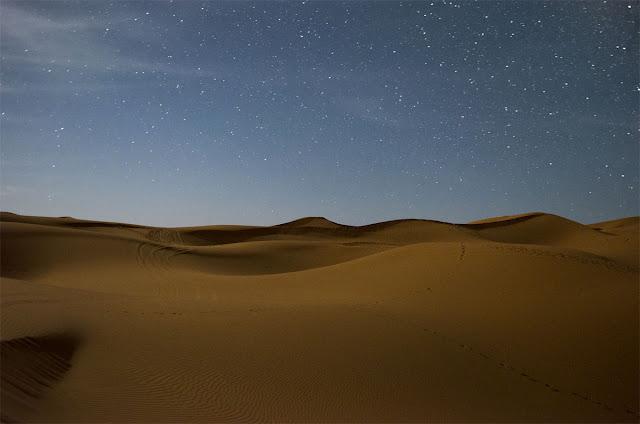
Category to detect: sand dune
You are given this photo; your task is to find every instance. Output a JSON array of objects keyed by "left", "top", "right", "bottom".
[{"left": 1, "top": 211, "right": 638, "bottom": 422}]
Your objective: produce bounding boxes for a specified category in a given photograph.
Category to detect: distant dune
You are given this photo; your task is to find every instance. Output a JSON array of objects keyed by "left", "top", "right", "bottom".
[{"left": 1, "top": 211, "right": 638, "bottom": 422}]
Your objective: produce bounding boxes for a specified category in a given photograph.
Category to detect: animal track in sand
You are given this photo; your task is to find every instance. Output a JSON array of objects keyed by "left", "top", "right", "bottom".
[
  {"left": 354, "top": 303, "right": 637, "bottom": 419},
  {"left": 146, "top": 228, "right": 186, "bottom": 245},
  {"left": 419, "top": 325, "right": 638, "bottom": 418},
  {"left": 490, "top": 244, "right": 638, "bottom": 273},
  {"left": 458, "top": 243, "right": 466, "bottom": 261}
]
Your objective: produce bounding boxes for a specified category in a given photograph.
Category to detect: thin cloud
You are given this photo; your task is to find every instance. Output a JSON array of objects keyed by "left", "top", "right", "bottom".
[{"left": 1, "top": 4, "right": 222, "bottom": 83}]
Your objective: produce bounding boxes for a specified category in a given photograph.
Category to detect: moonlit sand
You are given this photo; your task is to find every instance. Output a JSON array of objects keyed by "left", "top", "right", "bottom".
[{"left": 1, "top": 211, "right": 638, "bottom": 422}]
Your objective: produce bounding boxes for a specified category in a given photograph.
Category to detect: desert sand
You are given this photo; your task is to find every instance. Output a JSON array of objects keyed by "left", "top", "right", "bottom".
[{"left": 1, "top": 211, "right": 638, "bottom": 422}]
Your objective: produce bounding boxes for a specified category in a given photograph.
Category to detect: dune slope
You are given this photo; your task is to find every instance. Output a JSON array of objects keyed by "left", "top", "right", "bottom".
[{"left": 1, "top": 211, "right": 638, "bottom": 422}]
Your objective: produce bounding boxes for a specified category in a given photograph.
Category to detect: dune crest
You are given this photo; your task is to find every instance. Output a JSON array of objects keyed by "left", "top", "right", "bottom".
[{"left": 277, "top": 216, "right": 343, "bottom": 229}]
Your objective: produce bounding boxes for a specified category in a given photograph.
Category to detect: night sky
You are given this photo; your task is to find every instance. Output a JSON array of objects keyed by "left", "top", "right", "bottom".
[{"left": 1, "top": 1, "right": 638, "bottom": 226}]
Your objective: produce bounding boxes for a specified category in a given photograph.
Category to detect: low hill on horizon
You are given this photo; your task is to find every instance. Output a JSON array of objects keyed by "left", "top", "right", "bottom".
[{"left": 3, "top": 209, "right": 637, "bottom": 228}]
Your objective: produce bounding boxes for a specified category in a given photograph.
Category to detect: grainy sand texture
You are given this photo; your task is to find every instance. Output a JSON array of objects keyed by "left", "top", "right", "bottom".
[{"left": 1, "top": 211, "right": 638, "bottom": 422}]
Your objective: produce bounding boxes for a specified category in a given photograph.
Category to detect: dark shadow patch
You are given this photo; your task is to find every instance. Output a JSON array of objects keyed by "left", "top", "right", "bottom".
[{"left": 1, "top": 334, "right": 81, "bottom": 423}]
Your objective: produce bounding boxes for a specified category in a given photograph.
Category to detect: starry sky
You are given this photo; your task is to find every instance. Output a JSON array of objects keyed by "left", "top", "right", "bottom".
[{"left": 1, "top": 1, "right": 638, "bottom": 226}]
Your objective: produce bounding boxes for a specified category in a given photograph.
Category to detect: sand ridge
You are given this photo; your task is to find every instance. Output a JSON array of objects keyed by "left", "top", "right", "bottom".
[{"left": 0, "top": 211, "right": 638, "bottom": 422}]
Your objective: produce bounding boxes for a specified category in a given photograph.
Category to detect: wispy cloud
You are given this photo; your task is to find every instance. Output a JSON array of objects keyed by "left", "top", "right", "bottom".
[
  {"left": 0, "top": 184, "right": 34, "bottom": 198},
  {"left": 0, "top": 3, "right": 220, "bottom": 88},
  {"left": 0, "top": 80, "right": 158, "bottom": 95},
  {"left": 2, "top": 4, "right": 115, "bottom": 69}
]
